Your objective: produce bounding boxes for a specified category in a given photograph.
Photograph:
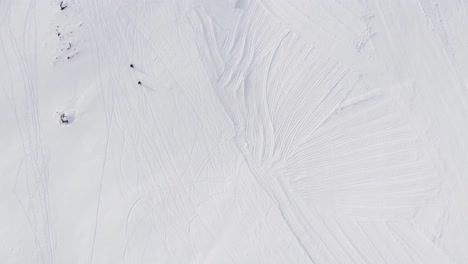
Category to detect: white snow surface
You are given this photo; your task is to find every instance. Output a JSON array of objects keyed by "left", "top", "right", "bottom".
[{"left": 1, "top": 0, "right": 468, "bottom": 263}]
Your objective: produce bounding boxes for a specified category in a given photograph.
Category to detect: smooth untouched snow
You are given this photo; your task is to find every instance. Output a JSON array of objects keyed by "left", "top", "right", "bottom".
[{"left": 1, "top": 0, "right": 468, "bottom": 263}]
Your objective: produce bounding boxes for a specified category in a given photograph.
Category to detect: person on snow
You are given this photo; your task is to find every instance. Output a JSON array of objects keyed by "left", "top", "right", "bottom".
[
  {"left": 60, "top": 113, "right": 69, "bottom": 123},
  {"left": 60, "top": 1, "right": 67, "bottom": 10}
]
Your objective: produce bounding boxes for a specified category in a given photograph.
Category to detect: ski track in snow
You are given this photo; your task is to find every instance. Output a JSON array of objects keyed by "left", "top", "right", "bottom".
[{"left": 1, "top": 0, "right": 468, "bottom": 263}]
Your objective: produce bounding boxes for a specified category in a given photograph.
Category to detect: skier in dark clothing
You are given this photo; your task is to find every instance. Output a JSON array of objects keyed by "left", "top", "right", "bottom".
[
  {"left": 57, "top": 112, "right": 69, "bottom": 124},
  {"left": 60, "top": 1, "right": 67, "bottom": 10}
]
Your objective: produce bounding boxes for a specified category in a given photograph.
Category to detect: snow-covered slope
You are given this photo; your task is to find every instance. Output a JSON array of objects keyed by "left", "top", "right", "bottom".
[{"left": 1, "top": 0, "right": 468, "bottom": 263}]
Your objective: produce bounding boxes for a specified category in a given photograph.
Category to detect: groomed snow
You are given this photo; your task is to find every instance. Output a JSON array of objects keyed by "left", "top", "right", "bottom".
[{"left": 1, "top": 0, "right": 468, "bottom": 263}]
